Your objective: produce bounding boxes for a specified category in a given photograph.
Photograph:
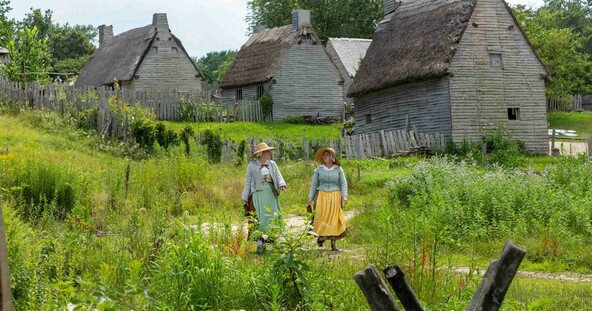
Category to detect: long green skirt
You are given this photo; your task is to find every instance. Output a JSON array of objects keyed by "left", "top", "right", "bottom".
[{"left": 252, "top": 182, "right": 283, "bottom": 234}]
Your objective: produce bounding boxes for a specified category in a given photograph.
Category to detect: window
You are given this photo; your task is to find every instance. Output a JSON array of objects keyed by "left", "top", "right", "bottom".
[
  {"left": 235, "top": 88, "right": 243, "bottom": 101},
  {"left": 489, "top": 53, "right": 502, "bottom": 69},
  {"left": 365, "top": 114, "right": 372, "bottom": 124},
  {"left": 257, "top": 85, "right": 265, "bottom": 99},
  {"left": 171, "top": 47, "right": 178, "bottom": 54},
  {"left": 152, "top": 47, "right": 158, "bottom": 53},
  {"left": 507, "top": 108, "right": 520, "bottom": 120}
]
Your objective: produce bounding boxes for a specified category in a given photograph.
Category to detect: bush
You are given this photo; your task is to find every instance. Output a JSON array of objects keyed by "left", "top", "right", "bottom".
[
  {"left": 201, "top": 129, "right": 222, "bottom": 163},
  {"left": 259, "top": 92, "right": 273, "bottom": 121},
  {"left": 130, "top": 118, "right": 157, "bottom": 151},
  {"left": 155, "top": 122, "right": 180, "bottom": 151},
  {"left": 283, "top": 116, "right": 303, "bottom": 124},
  {"left": 180, "top": 126, "right": 195, "bottom": 155}
]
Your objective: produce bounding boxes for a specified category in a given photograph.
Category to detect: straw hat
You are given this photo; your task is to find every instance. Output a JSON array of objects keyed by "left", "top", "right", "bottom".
[
  {"left": 251, "top": 142, "right": 278, "bottom": 158},
  {"left": 314, "top": 147, "right": 340, "bottom": 166}
]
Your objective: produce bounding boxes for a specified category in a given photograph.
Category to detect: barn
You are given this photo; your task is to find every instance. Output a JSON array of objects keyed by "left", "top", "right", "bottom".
[{"left": 349, "top": 0, "right": 551, "bottom": 153}]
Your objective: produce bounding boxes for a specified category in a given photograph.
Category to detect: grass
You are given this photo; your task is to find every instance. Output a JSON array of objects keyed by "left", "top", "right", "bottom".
[
  {"left": 1, "top": 109, "right": 592, "bottom": 310},
  {"left": 164, "top": 120, "right": 343, "bottom": 142},
  {"left": 548, "top": 111, "right": 592, "bottom": 139}
]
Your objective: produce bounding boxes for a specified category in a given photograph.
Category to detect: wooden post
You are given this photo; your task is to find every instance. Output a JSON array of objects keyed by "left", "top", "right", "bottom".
[
  {"left": 384, "top": 266, "right": 425, "bottom": 311},
  {"left": 124, "top": 164, "right": 131, "bottom": 200},
  {"left": 0, "top": 198, "right": 14, "bottom": 311},
  {"left": 354, "top": 265, "right": 401, "bottom": 311},
  {"left": 466, "top": 241, "right": 526, "bottom": 311},
  {"left": 588, "top": 137, "right": 592, "bottom": 162}
]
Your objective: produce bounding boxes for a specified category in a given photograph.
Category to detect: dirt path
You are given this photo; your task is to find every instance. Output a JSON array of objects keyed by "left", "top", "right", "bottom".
[{"left": 452, "top": 267, "right": 592, "bottom": 283}]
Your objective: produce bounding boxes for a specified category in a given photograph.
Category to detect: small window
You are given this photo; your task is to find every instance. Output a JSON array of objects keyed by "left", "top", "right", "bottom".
[
  {"left": 235, "top": 89, "right": 243, "bottom": 101},
  {"left": 507, "top": 108, "right": 520, "bottom": 120},
  {"left": 256, "top": 85, "right": 265, "bottom": 99},
  {"left": 365, "top": 114, "right": 372, "bottom": 124},
  {"left": 489, "top": 53, "right": 502, "bottom": 69},
  {"left": 171, "top": 47, "right": 178, "bottom": 54},
  {"left": 152, "top": 47, "right": 158, "bottom": 53}
]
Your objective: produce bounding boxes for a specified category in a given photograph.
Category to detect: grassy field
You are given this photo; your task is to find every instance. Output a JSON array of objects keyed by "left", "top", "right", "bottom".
[
  {"left": 548, "top": 111, "right": 592, "bottom": 139},
  {"left": 1, "top": 109, "right": 592, "bottom": 310}
]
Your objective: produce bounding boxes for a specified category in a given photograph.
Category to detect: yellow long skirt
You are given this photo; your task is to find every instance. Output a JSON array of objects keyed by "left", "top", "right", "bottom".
[{"left": 313, "top": 190, "right": 348, "bottom": 239}]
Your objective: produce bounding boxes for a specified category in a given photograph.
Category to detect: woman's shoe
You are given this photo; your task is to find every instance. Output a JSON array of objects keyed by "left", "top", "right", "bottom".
[
  {"left": 331, "top": 242, "right": 339, "bottom": 251},
  {"left": 317, "top": 239, "right": 325, "bottom": 248}
]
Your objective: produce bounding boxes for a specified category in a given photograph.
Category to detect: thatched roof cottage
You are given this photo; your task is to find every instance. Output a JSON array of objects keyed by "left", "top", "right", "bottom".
[
  {"left": 326, "top": 38, "right": 371, "bottom": 107},
  {"left": 349, "top": 0, "right": 550, "bottom": 153},
  {"left": 76, "top": 13, "right": 204, "bottom": 92},
  {"left": 220, "top": 10, "right": 343, "bottom": 121}
]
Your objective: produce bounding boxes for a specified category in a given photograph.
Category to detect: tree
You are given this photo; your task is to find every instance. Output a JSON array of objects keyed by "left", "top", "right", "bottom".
[
  {"left": 49, "top": 24, "right": 96, "bottom": 74},
  {"left": 245, "top": 0, "right": 383, "bottom": 43},
  {"left": 216, "top": 54, "right": 236, "bottom": 82},
  {"left": 0, "top": 0, "right": 14, "bottom": 47},
  {"left": 2, "top": 26, "right": 51, "bottom": 83},
  {"left": 513, "top": 5, "right": 592, "bottom": 98},
  {"left": 19, "top": 8, "right": 53, "bottom": 40},
  {"left": 195, "top": 50, "right": 237, "bottom": 84}
]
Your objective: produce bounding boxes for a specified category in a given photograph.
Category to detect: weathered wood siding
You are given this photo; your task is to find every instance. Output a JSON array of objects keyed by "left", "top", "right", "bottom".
[
  {"left": 326, "top": 41, "right": 352, "bottom": 106},
  {"left": 353, "top": 77, "right": 453, "bottom": 136},
  {"left": 270, "top": 42, "right": 343, "bottom": 120},
  {"left": 129, "top": 28, "right": 203, "bottom": 92},
  {"left": 222, "top": 84, "right": 268, "bottom": 105},
  {"left": 448, "top": 0, "right": 548, "bottom": 153}
]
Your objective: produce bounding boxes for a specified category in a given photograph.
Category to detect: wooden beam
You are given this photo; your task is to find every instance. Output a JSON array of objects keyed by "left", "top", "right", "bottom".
[
  {"left": 466, "top": 241, "right": 526, "bottom": 311},
  {"left": 354, "top": 265, "right": 401, "bottom": 311},
  {"left": 384, "top": 266, "right": 425, "bottom": 311},
  {"left": 0, "top": 198, "right": 14, "bottom": 311}
]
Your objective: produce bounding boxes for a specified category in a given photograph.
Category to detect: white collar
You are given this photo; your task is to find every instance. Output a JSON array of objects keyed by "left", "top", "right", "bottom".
[{"left": 322, "top": 165, "right": 336, "bottom": 171}]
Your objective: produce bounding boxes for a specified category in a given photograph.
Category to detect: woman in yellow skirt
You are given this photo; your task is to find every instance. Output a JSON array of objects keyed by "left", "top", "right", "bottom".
[{"left": 307, "top": 147, "right": 348, "bottom": 251}]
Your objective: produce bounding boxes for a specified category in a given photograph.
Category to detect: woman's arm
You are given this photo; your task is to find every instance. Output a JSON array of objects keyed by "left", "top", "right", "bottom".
[
  {"left": 241, "top": 165, "right": 252, "bottom": 202},
  {"left": 272, "top": 161, "right": 287, "bottom": 190},
  {"left": 308, "top": 168, "right": 320, "bottom": 202},
  {"left": 339, "top": 167, "right": 348, "bottom": 199}
]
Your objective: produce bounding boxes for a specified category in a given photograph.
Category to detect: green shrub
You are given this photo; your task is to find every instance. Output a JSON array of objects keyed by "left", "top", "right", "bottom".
[
  {"left": 283, "top": 116, "right": 302, "bottom": 124},
  {"left": 180, "top": 126, "right": 195, "bottom": 155},
  {"left": 155, "top": 122, "right": 180, "bottom": 151},
  {"left": 130, "top": 118, "right": 157, "bottom": 151},
  {"left": 201, "top": 129, "right": 222, "bottom": 163},
  {"left": 259, "top": 92, "right": 273, "bottom": 121}
]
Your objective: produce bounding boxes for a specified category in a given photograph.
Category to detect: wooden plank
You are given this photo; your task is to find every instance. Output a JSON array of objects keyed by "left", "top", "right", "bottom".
[
  {"left": 467, "top": 241, "right": 526, "bottom": 311},
  {"left": 384, "top": 266, "right": 425, "bottom": 311},
  {"left": 354, "top": 265, "right": 401, "bottom": 311},
  {"left": 0, "top": 198, "right": 14, "bottom": 311}
]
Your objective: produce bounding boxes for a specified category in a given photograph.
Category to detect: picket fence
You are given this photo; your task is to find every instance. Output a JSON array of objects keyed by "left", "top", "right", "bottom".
[{"left": 0, "top": 79, "right": 266, "bottom": 128}]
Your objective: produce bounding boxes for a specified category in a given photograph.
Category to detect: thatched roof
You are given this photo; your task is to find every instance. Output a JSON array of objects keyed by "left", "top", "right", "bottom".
[
  {"left": 220, "top": 24, "right": 318, "bottom": 89},
  {"left": 76, "top": 25, "right": 203, "bottom": 87},
  {"left": 349, "top": 0, "right": 551, "bottom": 97},
  {"left": 349, "top": 0, "right": 478, "bottom": 97},
  {"left": 328, "top": 38, "right": 372, "bottom": 78}
]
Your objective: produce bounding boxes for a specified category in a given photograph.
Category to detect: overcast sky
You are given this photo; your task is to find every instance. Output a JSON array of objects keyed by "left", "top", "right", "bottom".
[{"left": 8, "top": 0, "right": 544, "bottom": 59}]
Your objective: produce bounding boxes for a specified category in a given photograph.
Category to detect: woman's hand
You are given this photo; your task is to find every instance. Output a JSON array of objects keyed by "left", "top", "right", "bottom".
[
  {"left": 307, "top": 199, "right": 313, "bottom": 206},
  {"left": 280, "top": 186, "right": 287, "bottom": 192},
  {"left": 342, "top": 196, "right": 348, "bottom": 204}
]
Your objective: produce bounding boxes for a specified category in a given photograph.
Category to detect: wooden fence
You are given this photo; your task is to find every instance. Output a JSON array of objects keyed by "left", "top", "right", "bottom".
[
  {"left": 222, "top": 130, "right": 447, "bottom": 162},
  {"left": 547, "top": 95, "right": 584, "bottom": 112},
  {"left": 0, "top": 79, "right": 265, "bottom": 125}
]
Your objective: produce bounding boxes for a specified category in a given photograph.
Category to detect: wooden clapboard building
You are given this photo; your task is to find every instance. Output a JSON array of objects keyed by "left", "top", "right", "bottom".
[
  {"left": 349, "top": 0, "right": 551, "bottom": 153},
  {"left": 76, "top": 13, "right": 204, "bottom": 92},
  {"left": 220, "top": 10, "right": 343, "bottom": 121}
]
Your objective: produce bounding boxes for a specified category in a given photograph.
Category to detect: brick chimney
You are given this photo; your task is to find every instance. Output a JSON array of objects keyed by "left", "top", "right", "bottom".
[
  {"left": 291, "top": 10, "right": 311, "bottom": 32},
  {"left": 152, "top": 13, "right": 170, "bottom": 32},
  {"left": 98, "top": 25, "right": 113, "bottom": 46}
]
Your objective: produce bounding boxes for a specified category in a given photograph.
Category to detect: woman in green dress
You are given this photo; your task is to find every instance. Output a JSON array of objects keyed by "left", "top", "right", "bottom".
[{"left": 241, "top": 143, "right": 287, "bottom": 253}]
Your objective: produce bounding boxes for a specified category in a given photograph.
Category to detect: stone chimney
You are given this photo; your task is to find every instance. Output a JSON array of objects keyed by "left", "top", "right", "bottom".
[
  {"left": 152, "top": 13, "right": 170, "bottom": 32},
  {"left": 380, "top": 0, "right": 400, "bottom": 24},
  {"left": 253, "top": 25, "right": 267, "bottom": 34},
  {"left": 291, "top": 10, "right": 311, "bottom": 32},
  {"left": 98, "top": 25, "right": 113, "bottom": 46}
]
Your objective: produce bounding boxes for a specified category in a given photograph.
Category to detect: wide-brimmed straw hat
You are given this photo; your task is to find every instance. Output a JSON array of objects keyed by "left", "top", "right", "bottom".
[
  {"left": 314, "top": 147, "right": 340, "bottom": 166},
  {"left": 251, "top": 142, "right": 278, "bottom": 158}
]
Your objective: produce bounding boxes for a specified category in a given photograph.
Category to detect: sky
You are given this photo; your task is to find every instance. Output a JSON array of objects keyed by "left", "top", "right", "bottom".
[{"left": 8, "top": 0, "right": 544, "bottom": 59}]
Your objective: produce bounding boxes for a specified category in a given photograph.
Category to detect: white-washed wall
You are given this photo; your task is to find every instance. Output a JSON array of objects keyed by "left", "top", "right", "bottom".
[
  {"left": 270, "top": 42, "right": 343, "bottom": 120},
  {"left": 448, "top": 0, "right": 548, "bottom": 153},
  {"left": 130, "top": 28, "right": 203, "bottom": 93},
  {"left": 353, "top": 78, "right": 453, "bottom": 137}
]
